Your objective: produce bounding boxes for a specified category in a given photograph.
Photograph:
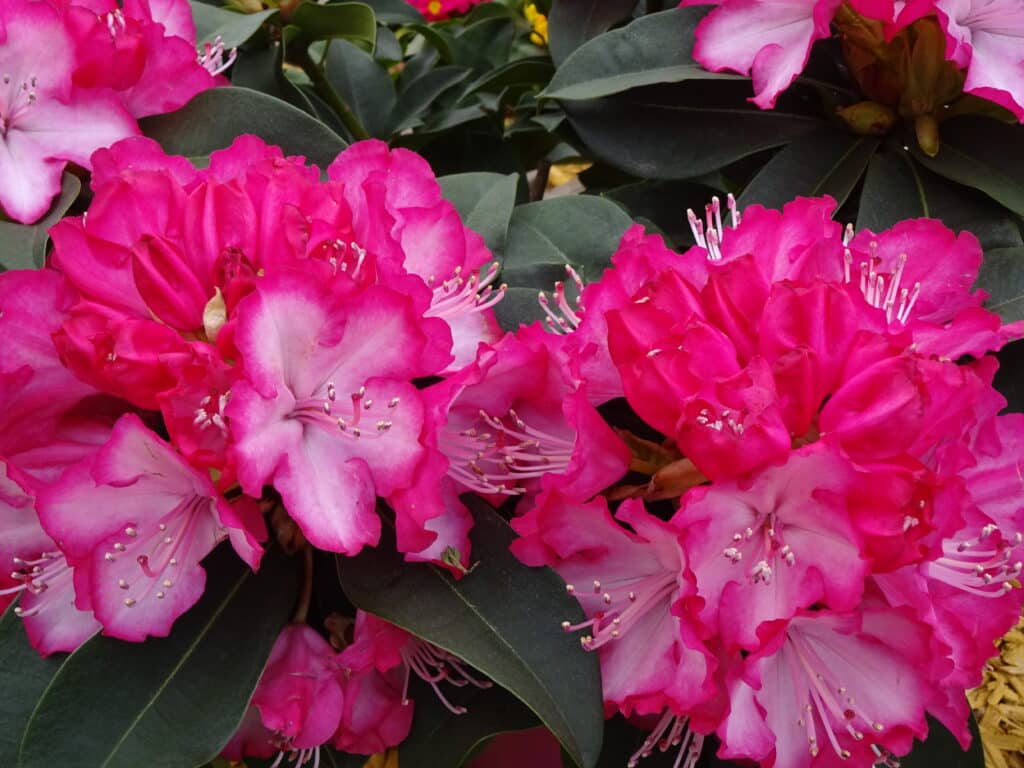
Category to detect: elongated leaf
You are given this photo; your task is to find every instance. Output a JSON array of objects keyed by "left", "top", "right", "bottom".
[
  {"left": 324, "top": 38, "right": 398, "bottom": 138},
  {"left": 0, "top": 173, "right": 81, "bottom": 271},
  {"left": 452, "top": 17, "right": 515, "bottom": 73},
  {"left": 399, "top": 680, "right": 539, "bottom": 768},
  {"left": 914, "top": 116, "right": 1024, "bottom": 215},
  {"left": 547, "top": 0, "right": 636, "bottom": 66},
  {"left": 141, "top": 87, "right": 347, "bottom": 167},
  {"left": 0, "top": 603, "right": 73, "bottom": 766},
  {"left": 362, "top": 0, "right": 423, "bottom": 23},
  {"left": 604, "top": 179, "right": 721, "bottom": 247},
  {"left": 465, "top": 58, "right": 555, "bottom": 97},
  {"left": 563, "top": 85, "right": 821, "bottom": 179},
  {"left": 739, "top": 128, "right": 879, "bottom": 210},
  {"left": 391, "top": 66, "right": 471, "bottom": 131},
  {"left": 189, "top": 3, "right": 277, "bottom": 48},
  {"left": 857, "top": 150, "right": 1023, "bottom": 251},
  {"left": 977, "top": 247, "right": 1024, "bottom": 323},
  {"left": 18, "top": 545, "right": 299, "bottom": 768},
  {"left": 546, "top": 8, "right": 737, "bottom": 102},
  {"left": 502, "top": 195, "right": 635, "bottom": 288},
  {"left": 336, "top": 500, "right": 604, "bottom": 768},
  {"left": 291, "top": 1, "right": 376, "bottom": 46},
  {"left": 439, "top": 172, "right": 520, "bottom": 258}
]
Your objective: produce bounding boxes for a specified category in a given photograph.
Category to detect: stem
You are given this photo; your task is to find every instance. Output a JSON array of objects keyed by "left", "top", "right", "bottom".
[
  {"left": 292, "top": 545, "right": 315, "bottom": 624},
  {"left": 294, "top": 47, "right": 370, "bottom": 141},
  {"left": 529, "top": 159, "right": 552, "bottom": 202}
]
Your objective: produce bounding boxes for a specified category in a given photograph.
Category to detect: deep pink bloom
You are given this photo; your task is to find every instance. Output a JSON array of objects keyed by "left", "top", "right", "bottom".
[
  {"left": 227, "top": 272, "right": 449, "bottom": 555},
  {"left": 0, "top": 0, "right": 137, "bottom": 223},
  {"left": 512, "top": 493, "right": 716, "bottom": 718},
  {"left": 405, "top": 0, "right": 493, "bottom": 21},
  {"left": 36, "top": 414, "right": 263, "bottom": 642},
  {"left": 222, "top": 624, "right": 346, "bottom": 767}
]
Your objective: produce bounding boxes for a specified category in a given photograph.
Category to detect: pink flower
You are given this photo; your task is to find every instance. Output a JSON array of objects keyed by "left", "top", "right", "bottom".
[
  {"left": 0, "top": 0, "right": 137, "bottom": 223},
  {"left": 405, "top": 0, "right": 492, "bottom": 22},
  {"left": 226, "top": 272, "right": 450, "bottom": 555},
  {"left": 512, "top": 493, "right": 716, "bottom": 719},
  {"left": 36, "top": 414, "right": 263, "bottom": 642},
  {"left": 222, "top": 624, "right": 346, "bottom": 767}
]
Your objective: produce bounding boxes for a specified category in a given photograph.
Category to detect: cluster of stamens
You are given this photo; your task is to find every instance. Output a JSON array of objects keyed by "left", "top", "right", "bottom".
[
  {"left": 841, "top": 228, "right": 922, "bottom": 325},
  {"left": 694, "top": 405, "right": 746, "bottom": 436},
  {"left": 198, "top": 36, "right": 238, "bottom": 76},
  {"left": 686, "top": 194, "right": 740, "bottom": 261},
  {"left": 427, "top": 263, "right": 506, "bottom": 322},
  {"left": 104, "top": 9, "right": 126, "bottom": 37},
  {"left": 538, "top": 265, "right": 584, "bottom": 333},
  {"left": 926, "top": 523, "right": 1023, "bottom": 597},
  {"left": 193, "top": 391, "right": 230, "bottom": 434},
  {"left": 399, "top": 638, "right": 492, "bottom": 715},
  {"left": 627, "top": 711, "right": 703, "bottom": 768},
  {"left": 442, "top": 408, "right": 574, "bottom": 494},
  {"left": 291, "top": 383, "right": 399, "bottom": 440},
  {"left": 268, "top": 746, "right": 321, "bottom": 768},
  {"left": 720, "top": 514, "right": 796, "bottom": 586},
  {"left": 561, "top": 571, "right": 677, "bottom": 651},
  {"left": 1, "top": 551, "right": 72, "bottom": 619},
  {"left": 0, "top": 74, "right": 38, "bottom": 136}
]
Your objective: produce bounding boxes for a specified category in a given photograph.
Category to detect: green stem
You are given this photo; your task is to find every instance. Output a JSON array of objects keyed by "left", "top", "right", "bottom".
[
  {"left": 291, "top": 545, "right": 315, "bottom": 624},
  {"left": 294, "top": 47, "right": 370, "bottom": 141}
]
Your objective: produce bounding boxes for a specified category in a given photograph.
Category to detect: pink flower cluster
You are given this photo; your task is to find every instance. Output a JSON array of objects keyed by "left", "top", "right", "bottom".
[
  {"left": 506, "top": 195, "right": 1024, "bottom": 766},
  {"left": 0, "top": 0, "right": 226, "bottom": 224},
  {"left": 405, "top": 0, "right": 491, "bottom": 22},
  {"left": 689, "top": 0, "right": 1024, "bottom": 119}
]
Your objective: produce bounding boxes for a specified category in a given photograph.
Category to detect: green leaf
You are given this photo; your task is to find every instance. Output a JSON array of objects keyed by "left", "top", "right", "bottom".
[
  {"left": 502, "top": 195, "right": 635, "bottom": 289},
  {"left": 399, "top": 680, "right": 539, "bottom": 768},
  {"left": 407, "top": 23, "right": 456, "bottom": 63},
  {"left": 547, "top": 0, "right": 636, "bottom": 66},
  {"left": 739, "top": 128, "right": 879, "bottom": 210},
  {"left": 324, "top": 38, "right": 398, "bottom": 139},
  {"left": 18, "top": 545, "right": 299, "bottom": 768},
  {"left": 977, "top": 247, "right": 1024, "bottom": 323},
  {"left": 0, "top": 603, "right": 73, "bottom": 766},
  {"left": 0, "top": 173, "right": 81, "bottom": 271},
  {"left": 141, "top": 87, "right": 348, "bottom": 167},
  {"left": 336, "top": 499, "right": 604, "bottom": 768},
  {"left": 563, "top": 85, "right": 822, "bottom": 179},
  {"left": 451, "top": 17, "right": 515, "bottom": 73},
  {"left": 362, "top": 0, "right": 423, "bottom": 24},
  {"left": 465, "top": 58, "right": 555, "bottom": 97},
  {"left": 189, "top": 3, "right": 278, "bottom": 49},
  {"left": 290, "top": 1, "right": 377, "bottom": 47},
  {"left": 545, "top": 8, "right": 738, "bottom": 102},
  {"left": 603, "top": 179, "right": 722, "bottom": 247},
  {"left": 914, "top": 116, "right": 1024, "bottom": 215},
  {"left": 857, "top": 150, "right": 1023, "bottom": 252},
  {"left": 391, "top": 66, "right": 472, "bottom": 131},
  {"left": 439, "top": 172, "right": 520, "bottom": 258}
]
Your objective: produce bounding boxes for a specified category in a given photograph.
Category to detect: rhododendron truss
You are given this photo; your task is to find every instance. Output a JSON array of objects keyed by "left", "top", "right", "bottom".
[
  {"left": 510, "top": 193, "right": 1024, "bottom": 767},
  {"left": 0, "top": 0, "right": 227, "bottom": 224}
]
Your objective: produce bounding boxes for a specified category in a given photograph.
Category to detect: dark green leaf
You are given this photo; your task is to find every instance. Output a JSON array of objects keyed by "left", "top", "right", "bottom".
[
  {"left": 290, "top": 2, "right": 376, "bottom": 46},
  {"left": 603, "top": 179, "right": 721, "bottom": 247},
  {"left": 465, "top": 58, "right": 555, "bottom": 97},
  {"left": 545, "top": 8, "right": 737, "bottom": 102},
  {"left": 914, "top": 116, "right": 1024, "bottom": 215},
  {"left": 392, "top": 66, "right": 472, "bottom": 131},
  {"left": 547, "top": 0, "right": 636, "bottom": 66},
  {"left": 563, "top": 84, "right": 822, "bottom": 179},
  {"left": 323, "top": 38, "right": 398, "bottom": 138},
  {"left": 374, "top": 26, "right": 403, "bottom": 62},
  {"left": 0, "top": 603, "right": 73, "bottom": 766},
  {"left": 407, "top": 23, "right": 456, "bottom": 63},
  {"left": 0, "top": 173, "right": 81, "bottom": 271},
  {"left": 399, "top": 680, "right": 539, "bottom": 768},
  {"left": 189, "top": 3, "right": 278, "bottom": 49},
  {"left": 336, "top": 499, "right": 604, "bottom": 768},
  {"left": 439, "top": 172, "right": 520, "bottom": 258},
  {"left": 739, "top": 128, "right": 879, "bottom": 210},
  {"left": 502, "top": 195, "right": 635, "bottom": 288},
  {"left": 362, "top": 0, "right": 423, "bottom": 24},
  {"left": 141, "top": 87, "right": 348, "bottom": 167},
  {"left": 857, "top": 150, "right": 1023, "bottom": 251},
  {"left": 18, "top": 545, "right": 299, "bottom": 768},
  {"left": 452, "top": 17, "right": 515, "bottom": 73},
  {"left": 493, "top": 286, "right": 548, "bottom": 331},
  {"left": 900, "top": 716, "right": 984, "bottom": 768},
  {"left": 977, "top": 247, "right": 1024, "bottom": 323}
]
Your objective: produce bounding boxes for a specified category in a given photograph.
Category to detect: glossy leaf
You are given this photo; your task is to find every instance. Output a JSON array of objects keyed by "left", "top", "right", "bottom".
[
  {"left": 439, "top": 172, "right": 520, "bottom": 258},
  {"left": 362, "top": 0, "right": 423, "bottom": 24},
  {"left": 603, "top": 179, "right": 722, "bottom": 247},
  {"left": 545, "top": 8, "right": 738, "bottom": 102},
  {"left": 18, "top": 545, "right": 299, "bottom": 768},
  {"left": 547, "top": 0, "right": 636, "bottom": 66},
  {"left": 914, "top": 116, "right": 1024, "bottom": 215},
  {"left": 739, "top": 128, "right": 879, "bottom": 210},
  {"left": 452, "top": 17, "right": 516, "bottom": 73},
  {"left": 977, "top": 247, "right": 1024, "bottom": 323},
  {"left": 0, "top": 173, "right": 81, "bottom": 271},
  {"left": 335, "top": 499, "right": 604, "bottom": 768},
  {"left": 392, "top": 66, "right": 472, "bottom": 131},
  {"left": 290, "top": 2, "right": 376, "bottom": 47},
  {"left": 563, "top": 84, "right": 821, "bottom": 179},
  {"left": 465, "top": 58, "right": 555, "bottom": 97},
  {"left": 141, "top": 87, "right": 348, "bottom": 167},
  {"left": 502, "top": 195, "right": 635, "bottom": 288},
  {"left": 399, "top": 680, "right": 539, "bottom": 768},
  {"left": 324, "top": 38, "right": 398, "bottom": 138},
  {"left": 0, "top": 603, "right": 73, "bottom": 766},
  {"left": 189, "top": 3, "right": 278, "bottom": 49}
]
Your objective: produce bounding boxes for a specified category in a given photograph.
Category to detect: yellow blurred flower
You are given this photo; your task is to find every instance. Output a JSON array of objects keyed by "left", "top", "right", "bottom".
[{"left": 525, "top": 4, "right": 548, "bottom": 47}]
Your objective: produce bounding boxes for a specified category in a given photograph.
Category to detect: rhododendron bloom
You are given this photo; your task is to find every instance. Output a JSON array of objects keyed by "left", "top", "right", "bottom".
[
  {"left": 37, "top": 414, "right": 263, "bottom": 642},
  {"left": 0, "top": 0, "right": 137, "bottom": 223},
  {"left": 406, "top": 0, "right": 492, "bottom": 22}
]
